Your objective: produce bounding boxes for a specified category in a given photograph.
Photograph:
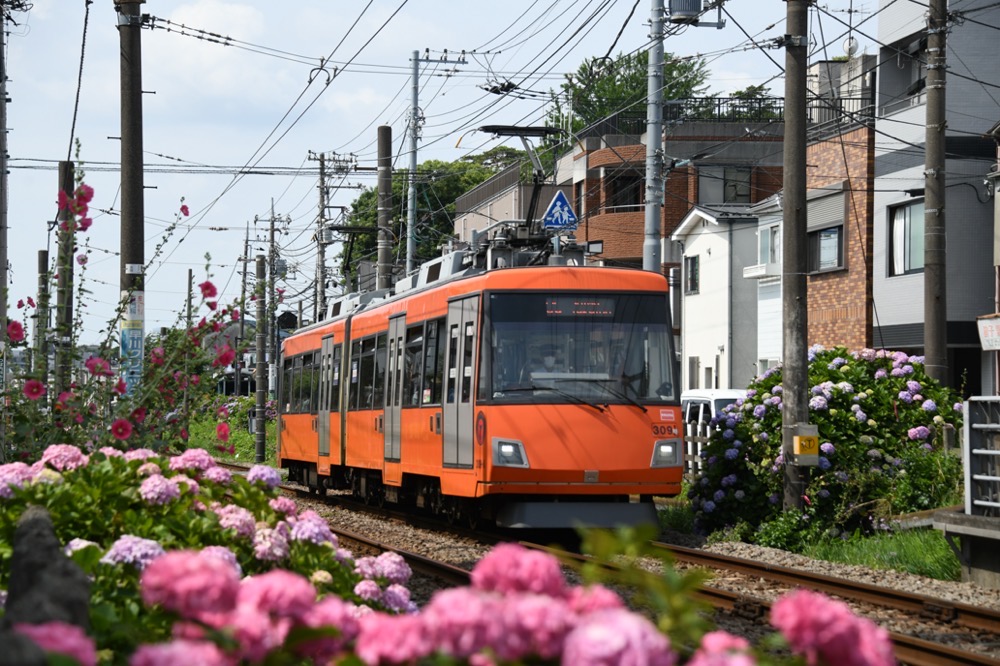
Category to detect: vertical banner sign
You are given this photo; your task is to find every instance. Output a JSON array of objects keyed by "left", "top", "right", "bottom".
[{"left": 120, "top": 290, "right": 144, "bottom": 396}]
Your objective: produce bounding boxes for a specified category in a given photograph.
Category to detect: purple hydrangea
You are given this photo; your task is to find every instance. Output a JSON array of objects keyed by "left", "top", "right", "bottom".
[
  {"left": 721, "top": 474, "right": 738, "bottom": 488},
  {"left": 253, "top": 526, "right": 290, "bottom": 561},
  {"left": 381, "top": 584, "right": 413, "bottom": 614},
  {"left": 953, "top": 402, "right": 964, "bottom": 412},
  {"left": 722, "top": 429, "right": 735, "bottom": 440},
  {"left": 215, "top": 504, "right": 256, "bottom": 538},
  {"left": 101, "top": 535, "right": 165, "bottom": 570},
  {"left": 921, "top": 399, "right": 937, "bottom": 412},
  {"left": 819, "top": 442, "right": 835, "bottom": 455},
  {"left": 290, "top": 511, "right": 337, "bottom": 546},
  {"left": 768, "top": 494, "right": 780, "bottom": 505},
  {"left": 906, "top": 380, "right": 922, "bottom": 393},
  {"left": 897, "top": 391, "right": 913, "bottom": 404},
  {"left": 753, "top": 405, "right": 767, "bottom": 419},
  {"left": 818, "top": 489, "right": 831, "bottom": 498},
  {"left": 827, "top": 357, "right": 847, "bottom": 369},
  {"left": 818, "top": 457, "right": 831, "bottom": 470},
  {"left": 202, "top": 466, "right": 232, "bottom": 485},
  {"left": 908, "top": 426, "right": 931, "bottom": 441},
  {"left": 725, "top": 417, "right": 737, "bottom": 429},
  {"left": 713, "top": 490, "right": 725, "bottom": 502},
  {"left": 808, "top": 395, "right": 828, "bottom": 411},
  {"left": 199, "top": 545, "right": 243, "bottom": 577},
  {"left": 246, "top": 465, "right": 282, "bottom": 488},
  {"left": 854, "top": 410, "right": 867, "bottom": 422},
  {"left": 835, "top": 471, "right": 849, "bottom": 483},
  {"left": 874, "top": 369, "right": 888, "bottom": 379}
]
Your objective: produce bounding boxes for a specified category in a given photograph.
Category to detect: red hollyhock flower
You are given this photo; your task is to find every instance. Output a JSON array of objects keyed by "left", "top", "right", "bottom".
[
  {"left": 150, "top": 347, "right": 165, "bottom": 366},
  {"left": 198, "top": 281, "right": 218, "bottom": 299},
  {"left": 22, "top": 379, "right": 46, "bottom": 401},
  {"left": 213, "top": 344, "right": 236, "bottom": 368},
  {"left": 113, "top": 378, "right": 127, "bottom": 395},
  {"left": 84, "top": 356, "right": 112, "bottom": 377},
  {"left": 7, "top": 320, "right": 25, "bottom": 342},
  {"left": 110, "top": 419, "right": 133, "bottom": 441},
  {"left": 27, "top": 297, "right": 35, "bottom": 308},
  {"left": 131, "top": 407, "right": 147, "bottom": 424},
  {"left": 180, "top": 204, "right": 190, "bottom": 217},
  {"left": 216, "top": 422, "right": 230, "bottom": 443}
]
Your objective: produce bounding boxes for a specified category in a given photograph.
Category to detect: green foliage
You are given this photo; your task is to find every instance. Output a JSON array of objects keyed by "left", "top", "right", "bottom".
[
  {"left": 688, "top": 345, "right": 964, "bottom": 550},
  {"left": 545, "top": 50, "right": 710, "bottom": 136},
  {"left": 803, "top": 528, "right": 962, "bottom": 581},
  {"left": 338, "top": 147, "right": 525, "bottom": 285},
  {"left": 187, "top": 394, "right": 278, "bottom": 464}
]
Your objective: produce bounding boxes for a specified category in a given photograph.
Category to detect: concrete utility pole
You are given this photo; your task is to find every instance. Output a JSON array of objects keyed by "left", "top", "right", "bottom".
[
  {"left": 643, "top": 0, "right": 665, "bottom": 273},
  {"left": 309, "top": 151, "right": 328, "bottom": 321},
  {"left": 235, "top": 226, "right": 248, "bottom": 396},
  {"left": 54, "top": 161, "right": 75, "bottom": 397},
  {"left": 0, "top": 8, "right": 9, "bottom": 355},
  {"left": 376, "top": 125, "right": 393, "bottom": 291},
  {"left": 34, "top": 250, "right": 49, "bottom": 383},
  {"left": 115, "top": 0, "right": 146, "bottom": 395},
  {"left": 267, "top": 203, "right": 278, "bottom": 398},
  {"left": 924, "top": 0, "right": 948, "bottom": 382},
  {"left": 781, "top": 0, "right": 811, "bottom": 512},
  {"left": 254, "top": 254, "right": 266, "bottom": 463}
]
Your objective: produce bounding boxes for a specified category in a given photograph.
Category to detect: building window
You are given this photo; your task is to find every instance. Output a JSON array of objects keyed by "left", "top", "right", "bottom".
[
  {"left": 574, "top": 181, "right": 584, "bottom": 219},
  {"left": 759, "top": 225, "right": 780, "bottom": 264},
  {"left": 698, "top": 166, "right": 751, "bottom": 204},
  {"left": 684, "top": 255, "right": 700, "bottom": 294},
  {"left": 807, "top": 225, "right": 843, "bottom": 272},
  {"left": 687, "top": 356, "right": 700, "bottom": 390},
  {"left": 606, "top": 170, "right": 643, "bottom": 212},
  {"left": 889, "top": 200, "right": 924, "bottom": 276}
]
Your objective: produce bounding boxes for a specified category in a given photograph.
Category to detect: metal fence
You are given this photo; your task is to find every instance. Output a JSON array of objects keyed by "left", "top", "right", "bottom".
[{"left": 964, "top": 397, "right": 1000, "bottom": 517}]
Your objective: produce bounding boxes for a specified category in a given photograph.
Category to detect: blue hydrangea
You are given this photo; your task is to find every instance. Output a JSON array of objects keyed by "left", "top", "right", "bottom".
[
  {"left": 827, "top": 357, "right": 847, "bottom": 369},
  {"left": 725, "top": 417, "right": 737, "bottom": 429},
  {"left": 753, "top": 405, "right": 767, "bottom": 418},
  {"left": 867, "top": 449, "right": 882, "bottom": 459},
  {"left": 835, "top": 471, "right": 849, "bottom": 482},
  {"left": 921, "top": 399, "right": 937, "bottom": 412},
  {"left": 759, "top": 432, "right": 769, "bottom": 442},
  {"left": 854, "top": 410, "right": 867, "bottom": 422},
  {"left": 247, "top": 464, "right": 282, "bottom": 488},
  {"left": 808, "top": 395, "right": 828, "bottom": 411},
  {"left": 818, "top": 456, "right": 831, "bottom": 470},
  {"left": 734, "top": 490, "right": 745, "bottom": 500},
  {"left": 820, "top": 442, "right": 835, "bottom": 455},
  {"left": 768, "top": 493, "right": 780, "bottom": 505},
  {"left": 724, "top": 448, "right": 739, "bottom": 460},
  {"left": 898, "top": 391, "right": 913, "bottom": 404},
  {"left": 906, "top": 380, "right": 922, "bottom": 393},
  {"left": 101, "top": 535, "right": 165, "bottom": 571},
  {"left": 721, "top": 474, "right": 738, "bottom": 487},
  {"left": 713, "top": 490, "right": 725, "bottom": 502},
  {"left": 817, "top": 489, "right": 830, "bottom": 498},
  {"left": 702, "top": 501, "right": 716, "bottom": 513},
  {"left": 875, "top": 369, "right": 888, "bottom": 379},
  {"left": 722, "top": 429, "right": 735, "bottom": 440}
]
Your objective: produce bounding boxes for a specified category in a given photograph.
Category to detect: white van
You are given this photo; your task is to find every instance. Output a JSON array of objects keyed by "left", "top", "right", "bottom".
[{"left": 680, "top": 389, "right": 746, "bottom": 476}]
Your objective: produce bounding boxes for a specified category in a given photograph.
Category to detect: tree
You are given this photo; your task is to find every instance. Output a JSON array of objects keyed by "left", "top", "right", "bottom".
[
  {"left": 546, "top": 50, "right": 711, "bottom": 138},
  {"left": 337, "top": 148, "right": 526, "bottom": 286}
]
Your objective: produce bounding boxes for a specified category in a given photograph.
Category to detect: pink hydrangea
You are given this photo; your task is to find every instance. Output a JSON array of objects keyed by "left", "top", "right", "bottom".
[
  {"left": 355, "top": 612, "right": 433, "bottom": 665},
  {"left": 237, "top": 570, "right": 316, "bottom": 619},
  {"left": 214, "top": 504, "right": 256, "bottom": 538},
  {"left": 421, "top": 587, "right": 503, "bottom": 658},
  {"left": 138, "top": 474, "right": 181, "bottom": 506},
  {"left": 168, "top": 448, "right": 216, "bottom": 472},
  {"left": 97, "top": 446, "right": 124, "bottom": 458},
  {"left": 0, "top": 462, "right": 33, "bottom": 498},
  {"left": 382, "top": 583, "right": 414, "bottom": 614},
  {"left": 495, "top": 592, "right": 575, "bottom": 661},
  {"left": 246, "top": 464, "right": 281, "bottom": 488},
  {"left": 471, "top": 542, "right": 567, "bottom": 597},
  {"left": 124, "top": 448, "right": 159, "bottom": 462},
  {"left": 771, "top": 590, "right": 895, "bottom": 666},
  {"left": 140, "top": 550, "right": 240, "bottom": 620},
  {"left": 198, "top": 546, "right": 242, "bottom": 577},
  {"left": 137, "top": 462, "right": 162, "bottom": 477},
  {"left": 562, "top": 608, "right": 676, "bottom": 666},
  {"left": 269, "top": 496, "right": 298, "bottom": 516},
  {"left": 566, "top": 584, "right": 625, "bottom": 615},
  {"left": 688, "top": 631, "right": 756, "bottom": 666},
  {"left": 129, "top": 639, "right": 230, "bottom": 666},
  {"left": 40, "top": 444, "right": 89, "bottom": 472},
  {"left": 253, "top": 526, "right": 290, "bottom": 561},
  {"left": 226, "top": 605, "right": 291, "bottom": 663},
  {"left": 295, "top": 596, "right": 361, "bottom": 662},
  {"left": 13, "top": 621, "right": 97, "bottom": 666},
  {"left": 202, "top": 466, "right": 232, "bottom": 485},
  {"left": 354, "top": 579, "right": 382, "bottom": 602}
]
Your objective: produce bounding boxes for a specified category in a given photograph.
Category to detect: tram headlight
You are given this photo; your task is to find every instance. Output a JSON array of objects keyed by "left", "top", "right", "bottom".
[
  {"left": 651, "top": 439, "right": 681, "bottom": 467},
  {"left": 492, "top": 438, "right": 529, "bottom": 468}
]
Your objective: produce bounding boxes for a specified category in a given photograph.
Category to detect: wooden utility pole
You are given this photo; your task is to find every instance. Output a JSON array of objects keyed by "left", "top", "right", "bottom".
[
  {"left": 781, "top": 0, "right": 811, "bottom": 511},
  {"left": 115, "top": 0, "right": 146, "bottom": 395},
  {"left": 924, "top": 0, "right": 948, "bottom": 382}
]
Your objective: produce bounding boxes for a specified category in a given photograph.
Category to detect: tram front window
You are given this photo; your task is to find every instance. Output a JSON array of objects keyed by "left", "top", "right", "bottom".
[{"left": 488, "top": 292, "right": 676, "bottom": 404}]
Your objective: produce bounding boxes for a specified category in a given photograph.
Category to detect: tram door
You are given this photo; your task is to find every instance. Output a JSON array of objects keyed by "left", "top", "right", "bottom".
[
  {"left": 443, "top": 296, "right": 478, "bottom": 468},
  {"left": 384, "top": 315, "right": 405, "bottom": 462},
  {"left": 318, "top": 335, "right": 334, "bottom": 458}
]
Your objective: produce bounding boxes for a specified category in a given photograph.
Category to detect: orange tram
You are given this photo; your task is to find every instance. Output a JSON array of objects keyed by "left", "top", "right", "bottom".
[{"left": 278, "top": 242, "right": 684, "bottom": 528}]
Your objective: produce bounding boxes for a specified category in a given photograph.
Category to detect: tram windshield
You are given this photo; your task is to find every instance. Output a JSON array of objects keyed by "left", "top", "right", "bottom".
[{"left": 487, "top": 292, "right": 677, "bottom": 405}]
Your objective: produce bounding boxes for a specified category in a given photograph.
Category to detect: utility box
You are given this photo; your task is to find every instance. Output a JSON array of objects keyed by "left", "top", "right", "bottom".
[{"left": 792, "top": 422, "right": 819, "bottom": 466}]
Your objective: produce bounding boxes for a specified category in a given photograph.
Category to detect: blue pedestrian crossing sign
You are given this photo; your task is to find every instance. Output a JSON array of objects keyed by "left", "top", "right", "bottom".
[{"left": 542, "top": 190, "right": 578, "bottom": 230}]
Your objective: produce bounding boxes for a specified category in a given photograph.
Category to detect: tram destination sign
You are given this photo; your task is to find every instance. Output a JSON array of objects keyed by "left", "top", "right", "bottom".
[{"left": 545, "top": 296, "right": 615, "bottom": 317}]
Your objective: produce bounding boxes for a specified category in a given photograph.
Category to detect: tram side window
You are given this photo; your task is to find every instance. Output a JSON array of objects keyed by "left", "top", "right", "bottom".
[
  {"left": 373, "top": 334, "right": 387, "bottom": 408},
  {"left": 330, "top": 344, "right": 342, "bottom": 412},
  {"left": 461, "top": 321, "right": 474, "bottom": 403},
  {"left": 281, "top": 357, "right": 293, "bottom": 412},
  {"left": 305, "top": 352, "right": 320, "bottom": 412},
  {"left": 422, "top": 318, "right": 445, "bottom": 404},
  {"left": 403, "top": 324, "right": 424, "bottom": 407},
  {"left": 349, "top": 340, "right": 362, "bottom": 410},
  {"left": 353, "top": 337, "right": 377, "bottom": 410},
  {"left": 289, "top": 355, "right": 306, "bottom": 413}
]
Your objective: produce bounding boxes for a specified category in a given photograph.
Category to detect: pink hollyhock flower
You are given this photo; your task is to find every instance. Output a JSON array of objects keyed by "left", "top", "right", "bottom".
[
  {"left": 140, "top": 550, "right": 240, "bottom": 619},
  {"left": 206, "top": 301, "right": 217, "bottom": 311},
  {"left": 213, "top": 344, "right": 236, "bottom": 368},
  {"left": 113, "top": 378, "right": 127, "bottom": 395},
  {"left": 562, "top": 608, "right": 677, "bottom": 666},
  {"left": 22, "top": 379, "right": 46, "bottom": 401},
  {"left": 198, "top": 280, "right": 218, "bottom": 299},
  {"left": 76, "top": 254, "right": 88, "bottom": 265},
  {"left": 231, "top": 308, "right": 240, "bottom": 321},
  {"left": 217, "top": 405, "right": 230, "bottom": 418},
  {"left": 237, "top": 569, "right": 316, "bottom": 619},
  {"left": 76, "top": 183, "right": 94, "bottom": 204},
  {"left": 471, "top": 542, "right": 567, "bottom": 598},
  {"left": 150, "top": 347, "right": 165, "bottom": 366},
  {"left": 84, "top": 355, "right": 112, "bottom": 376},
  {"left": 78, "top": 217, "right": 92, "bottom": 232},
  {"left": 770, "top": 589, "right": 894, "bottom": 666},
  {"left": 57, "top": 189, "right": 72, "bottom": 212},
  {"left": 180, "top": 204, "right": 190, "bottom": 216},
  {"left": 129, "top": 640, "right": 229, "bottom": 666},
  {"left": 688, "top": 631, "right": 756, "bottom": 666},
  {"left": 14, "top": 621, "right": 97, "bottom": 666},
  {"left": 7, "top": 320, "right": 25, "bottom": 342},
  {"left": 40, "top": 444, "right": 89, "bottom": 471},
  {"left": 215, "top": 422, "right": 230, "bottom": 442},
  {"left": 355, "top": 612, "right": 433, "bottom": 665},
  {"left": 111, "top": 419, "right": 133, "bottom": 441},
  {"left": 295, "top": 596, "right": 361, "bottom": 662}
]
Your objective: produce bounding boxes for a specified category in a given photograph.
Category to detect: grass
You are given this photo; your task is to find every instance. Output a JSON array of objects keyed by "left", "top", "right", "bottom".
[
  {"left": 187, "top": 410, "right": 279, "bottom": 466},
  {"left": 657, "top": 499, "right": 963, "bottom": 581}
]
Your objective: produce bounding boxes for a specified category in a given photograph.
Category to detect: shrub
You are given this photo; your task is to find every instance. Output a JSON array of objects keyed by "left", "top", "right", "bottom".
[{"left": 689, "top": 345, "right": 963, "bottom": 548}]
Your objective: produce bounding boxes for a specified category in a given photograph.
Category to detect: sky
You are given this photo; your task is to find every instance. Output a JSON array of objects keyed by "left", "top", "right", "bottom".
[{"left": 3, "top": 0, "right": 876, "bottom": 345}]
